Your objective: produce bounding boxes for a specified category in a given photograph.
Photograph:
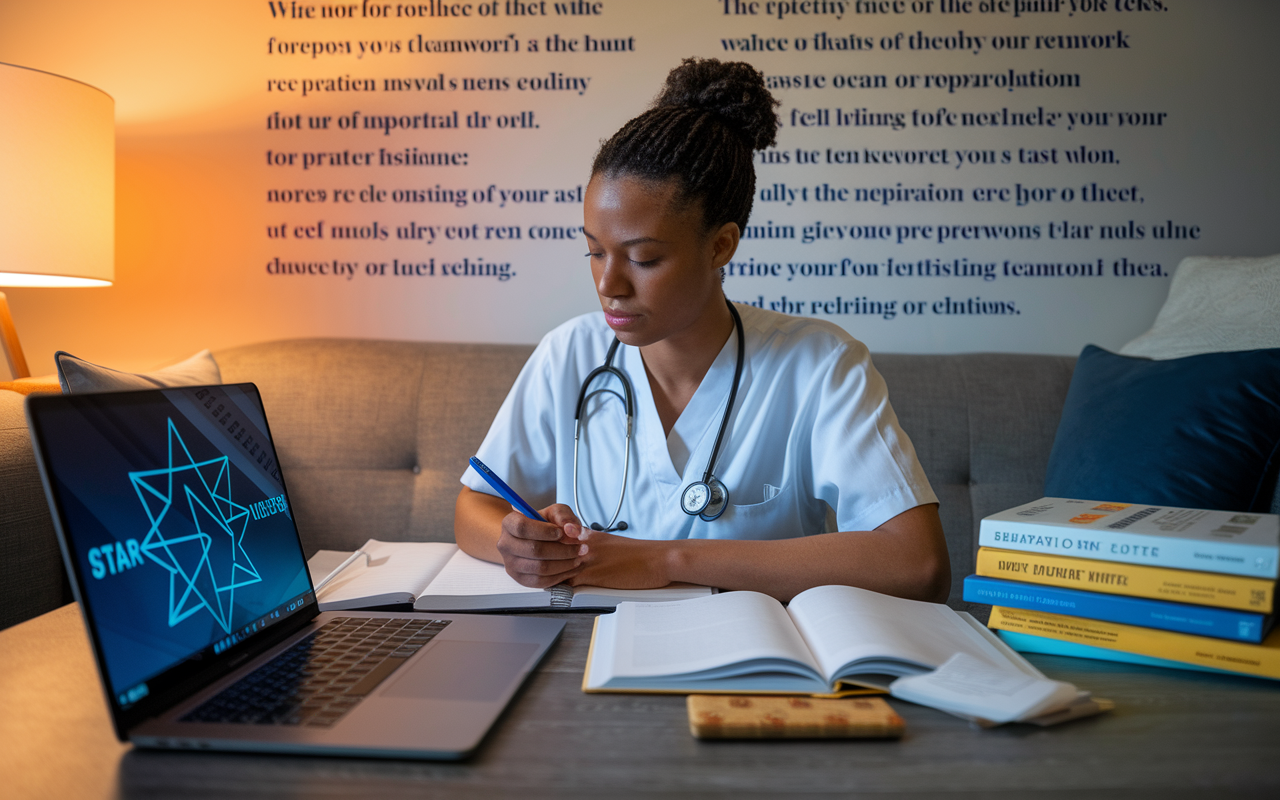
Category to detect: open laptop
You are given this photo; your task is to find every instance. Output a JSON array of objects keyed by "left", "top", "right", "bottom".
[{"left": 26, "top": 383, "right": 563, "bottom": 760}]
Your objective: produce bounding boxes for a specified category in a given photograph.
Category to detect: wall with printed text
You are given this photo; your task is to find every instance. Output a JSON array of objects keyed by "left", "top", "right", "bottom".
[{"left": 1, "top": 0, "right": 1276, "bottom": 377}]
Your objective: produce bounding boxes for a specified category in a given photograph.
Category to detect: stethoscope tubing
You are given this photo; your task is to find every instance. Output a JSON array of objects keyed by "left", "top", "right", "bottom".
[
  {"left": 701, "top": 302, "right": 746, "bottom": 486},
  {"left": 573, "top": 338, "right": 634, "bottom": 532},
  {"left": 572, "top": 299, "right": 744, "bottom": 530}
]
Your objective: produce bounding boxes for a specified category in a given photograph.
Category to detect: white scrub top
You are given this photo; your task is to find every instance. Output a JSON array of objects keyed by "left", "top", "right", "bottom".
[{"left": 461, "top": 303, "right": 937, "bottom": 540}]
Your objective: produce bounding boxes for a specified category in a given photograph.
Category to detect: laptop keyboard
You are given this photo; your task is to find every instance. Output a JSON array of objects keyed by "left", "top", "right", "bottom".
[{"left": 182, "top": 616, "right": 451, "bottom": 728}]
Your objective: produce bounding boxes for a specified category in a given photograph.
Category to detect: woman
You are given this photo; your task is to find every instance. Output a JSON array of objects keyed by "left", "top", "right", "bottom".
[{"left": 455, "top": 58, "right": 949, "bottom": 603}]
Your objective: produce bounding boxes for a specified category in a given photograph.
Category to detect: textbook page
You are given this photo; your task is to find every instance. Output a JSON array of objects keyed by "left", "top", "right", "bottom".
[
  {"left": 786, "top": 585, "right": 1016, "bottom": 682},
  {"left": 313, "top": 539, "right": 457, "bottom": 610},
  {"left": 606, "top": 592, "right": 821, "bottom": 680}
]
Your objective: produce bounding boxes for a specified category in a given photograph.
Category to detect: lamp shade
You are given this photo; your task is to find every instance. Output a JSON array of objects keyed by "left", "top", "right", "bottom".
[{"left": 0, "top": 61, "right": 113, "bottom": 287}]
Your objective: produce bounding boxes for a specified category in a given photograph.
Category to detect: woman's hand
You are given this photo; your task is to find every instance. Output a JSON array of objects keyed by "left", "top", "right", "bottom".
[
  {"left": 567, "top": 529, "right": 673, "bottom": 589},
  {"left": 495, "top": 503, "right": 587, "bottom": 588}
]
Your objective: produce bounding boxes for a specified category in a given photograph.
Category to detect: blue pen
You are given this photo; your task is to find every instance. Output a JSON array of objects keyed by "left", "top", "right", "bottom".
[{"left": 468, "top": 457, "right": 547, "bottom": 522}]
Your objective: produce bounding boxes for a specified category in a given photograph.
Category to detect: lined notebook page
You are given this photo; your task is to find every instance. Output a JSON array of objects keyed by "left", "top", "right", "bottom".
[
  {"left": 420, "top": 549, "right": 547, "bottom": 597},
  {"left": 315, "top": 539, "right": 457, "bottom": 604}
]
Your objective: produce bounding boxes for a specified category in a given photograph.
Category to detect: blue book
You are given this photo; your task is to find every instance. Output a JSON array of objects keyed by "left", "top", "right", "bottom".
[
  {"left": 964, "top": 574, "right": 1273, "bottom": 643},
  {"left": 994, "top": 629, "right": 1241, "bottom": 677}
]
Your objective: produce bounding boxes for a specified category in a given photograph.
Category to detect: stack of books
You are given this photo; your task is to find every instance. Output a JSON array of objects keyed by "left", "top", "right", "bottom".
[{"left": 965, "top": 498, "right": 1280, "bottom": 680}]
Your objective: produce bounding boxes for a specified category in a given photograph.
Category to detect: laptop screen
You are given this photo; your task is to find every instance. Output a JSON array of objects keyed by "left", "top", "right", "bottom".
[{"left": 28, "top": 384, "right": 314, "bottom": 716}]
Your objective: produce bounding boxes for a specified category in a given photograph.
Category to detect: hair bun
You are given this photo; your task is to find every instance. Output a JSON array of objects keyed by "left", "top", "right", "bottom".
[{"left": 653, "top": 58, "right": 780, "bottom": 151}]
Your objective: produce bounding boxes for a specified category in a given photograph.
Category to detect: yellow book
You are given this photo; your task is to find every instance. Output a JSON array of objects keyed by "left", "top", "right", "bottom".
[
  {"left": 976, "top": 547, "right": 1274, "bottom": 612},
  {"left": 987, "top": 606, "right": 1280, "bottom": 680}
]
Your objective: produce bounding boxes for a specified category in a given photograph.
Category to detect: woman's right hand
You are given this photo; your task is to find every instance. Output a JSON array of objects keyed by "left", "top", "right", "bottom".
[{"left": 495, "top": 504, "right": 587, "bottom": 587}]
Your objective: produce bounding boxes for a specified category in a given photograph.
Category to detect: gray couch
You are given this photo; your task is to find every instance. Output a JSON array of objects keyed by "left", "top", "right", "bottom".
[{"left": 0, "top": 338, "right": 1076, "bottom": 631}]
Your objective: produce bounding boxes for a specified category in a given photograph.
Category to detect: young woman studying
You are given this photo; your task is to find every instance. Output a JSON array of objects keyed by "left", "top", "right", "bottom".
[{"left": 455, "top": 58, "right": 949, "bottom": 603}]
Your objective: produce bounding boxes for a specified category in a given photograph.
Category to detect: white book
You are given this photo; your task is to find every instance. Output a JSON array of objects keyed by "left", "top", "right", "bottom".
[
  {"left": 582, "top": 585, "right": 1084, "bottom": 725},
  {"left": 308, "top": 539, "right": 714, "bottom": 612},
  {"left": 979, "top": 498, "right": 1280, "bottom": 579}
]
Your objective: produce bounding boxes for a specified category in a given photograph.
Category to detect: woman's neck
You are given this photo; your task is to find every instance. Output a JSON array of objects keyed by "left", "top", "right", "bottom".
[{"left": 639, "top": 296, "right": 734, "bottom": 437}]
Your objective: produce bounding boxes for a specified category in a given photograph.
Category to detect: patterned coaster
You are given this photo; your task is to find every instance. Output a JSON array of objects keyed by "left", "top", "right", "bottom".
[{"left": 687, "top": 695, "right": 905, "bottom": 739}]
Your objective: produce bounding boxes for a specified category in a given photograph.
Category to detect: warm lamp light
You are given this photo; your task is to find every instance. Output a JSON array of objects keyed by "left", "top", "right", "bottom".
[{"left": 0, "top": 61, "right": 114, "bottom": 379}]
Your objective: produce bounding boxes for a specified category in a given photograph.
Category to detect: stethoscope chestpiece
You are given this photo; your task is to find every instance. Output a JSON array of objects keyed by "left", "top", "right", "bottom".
[{"left": 681, "top": 478, "right": 729, "bottom": 522}]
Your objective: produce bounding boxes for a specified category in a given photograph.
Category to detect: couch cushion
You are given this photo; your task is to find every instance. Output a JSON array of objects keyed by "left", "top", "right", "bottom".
[
  {"left": 1120, "top": 254, "right": 1280, "bottom": 360},
  {"left": 56, "top": 349, "right": 221, "bottom": 393},
  {"left": 1044, "top": 345, "right": 1280, "bottom": 513},
  {"left": 0, "top": 391, "right": 69, "bottom": 630},
  {"left": 874, "top": 353, "right": 1076, "bottom": 613}
]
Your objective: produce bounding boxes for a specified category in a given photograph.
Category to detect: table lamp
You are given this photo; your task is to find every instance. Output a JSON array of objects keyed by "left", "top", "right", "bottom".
[{"left": 0, "top": 61, "right": 113, "bottom": 380}]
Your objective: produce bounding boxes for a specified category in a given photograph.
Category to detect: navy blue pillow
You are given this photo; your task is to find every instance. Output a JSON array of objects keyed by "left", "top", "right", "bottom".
[{"left": 1044, "top": 345, "right": 1280, "bottom": 512}]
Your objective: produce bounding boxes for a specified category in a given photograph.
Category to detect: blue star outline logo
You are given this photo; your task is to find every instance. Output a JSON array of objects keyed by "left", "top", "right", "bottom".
[{"left": 129, "top": 419, "right": 262, "bottom": 634}]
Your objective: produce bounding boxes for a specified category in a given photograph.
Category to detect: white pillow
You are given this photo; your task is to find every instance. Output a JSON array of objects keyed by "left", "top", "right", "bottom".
[
  {"left": 55, "top": 349, "right": 222, "bottom": 394},
  {"left": 1120, "top": 254, "right": 1280, "bottom": 360}
]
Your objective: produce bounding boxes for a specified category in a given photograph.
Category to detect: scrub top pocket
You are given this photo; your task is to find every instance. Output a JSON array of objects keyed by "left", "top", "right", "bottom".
[{"left": 711, "top": 484, "right": 814, "bottom": 540}]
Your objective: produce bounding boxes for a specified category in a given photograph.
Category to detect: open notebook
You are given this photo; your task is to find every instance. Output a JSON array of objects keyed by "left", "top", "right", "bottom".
[{"left": 309, "top": 539, "right": 713, "bottom": 612}]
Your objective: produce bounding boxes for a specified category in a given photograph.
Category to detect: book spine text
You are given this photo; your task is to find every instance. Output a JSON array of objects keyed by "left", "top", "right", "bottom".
[
  {"left": 963, "top": 575, "right": 1270, "bottom": 642},
  {"left": 975, "top": 548, "right": 1274, "bottom": 612},
  {"left": 979, "top": 517, "right": 1278, "bottom": 579}
]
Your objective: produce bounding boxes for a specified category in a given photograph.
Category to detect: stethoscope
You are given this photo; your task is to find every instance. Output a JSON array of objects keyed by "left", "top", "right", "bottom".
[{"left": 572, "top": 300, "right": 745, "bottom": 531}]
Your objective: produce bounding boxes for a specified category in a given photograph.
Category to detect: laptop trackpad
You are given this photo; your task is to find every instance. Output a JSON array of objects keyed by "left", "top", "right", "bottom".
[{"left": 382, "top": 641, "right": 539, "bottom": 702}]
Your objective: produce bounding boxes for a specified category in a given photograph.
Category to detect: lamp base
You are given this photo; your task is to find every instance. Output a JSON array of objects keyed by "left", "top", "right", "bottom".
[{"left": 0, "top": 291, "right": 31, "bottom": 380}]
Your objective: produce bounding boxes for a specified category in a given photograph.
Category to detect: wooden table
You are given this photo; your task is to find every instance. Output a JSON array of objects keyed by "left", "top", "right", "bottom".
[{"left": 4, "top": 604, "right": 1280, "bottom": 799}]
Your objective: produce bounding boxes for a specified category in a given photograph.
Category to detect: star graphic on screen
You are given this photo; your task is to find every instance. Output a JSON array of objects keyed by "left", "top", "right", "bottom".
[{"left": 129, "top": 419, "right": 262, "bottom": 634}]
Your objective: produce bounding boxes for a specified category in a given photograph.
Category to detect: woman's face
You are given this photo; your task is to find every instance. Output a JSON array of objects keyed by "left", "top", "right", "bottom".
[{"left": 583, "top": 175, "right": 738, "bottom": 349}]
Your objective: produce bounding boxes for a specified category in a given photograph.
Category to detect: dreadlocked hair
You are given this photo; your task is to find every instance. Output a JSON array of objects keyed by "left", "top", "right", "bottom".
[{"left": 591, "top": 57, "right": 780, "bottom": 233}]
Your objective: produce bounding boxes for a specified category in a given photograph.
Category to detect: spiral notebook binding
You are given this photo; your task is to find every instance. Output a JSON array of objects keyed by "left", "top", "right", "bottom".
[{"left": 549, "top": 585, "right": 574, "bottom": 608}]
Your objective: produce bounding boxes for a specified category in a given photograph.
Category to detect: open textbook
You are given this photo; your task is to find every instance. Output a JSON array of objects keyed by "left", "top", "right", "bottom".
[
  {"left": 583, "top": 586, "right": 1105, "bottom": 726},
  {"left": 308, "top": 539, "right": 713, "bottom": 612}
]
